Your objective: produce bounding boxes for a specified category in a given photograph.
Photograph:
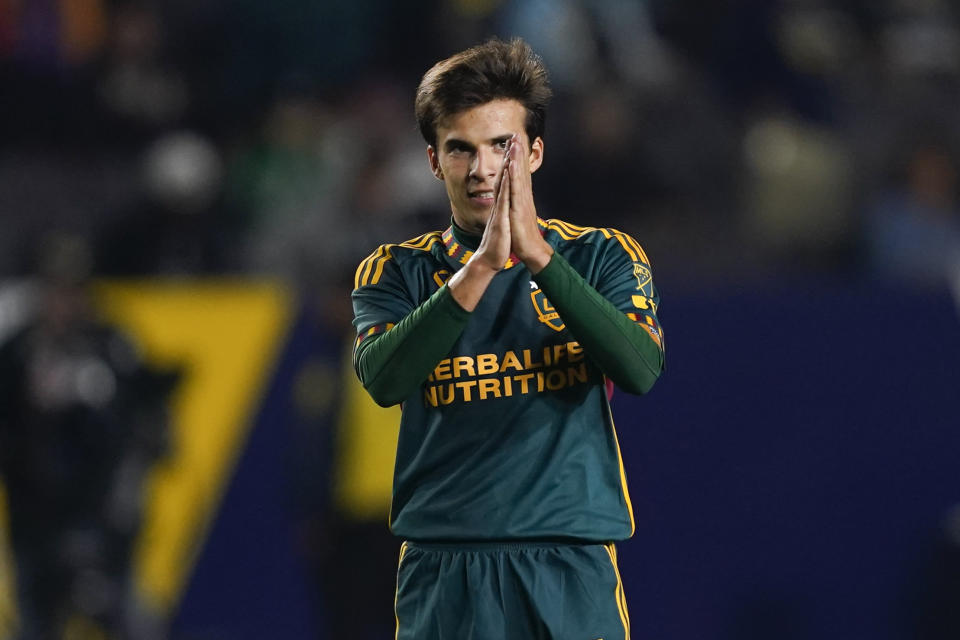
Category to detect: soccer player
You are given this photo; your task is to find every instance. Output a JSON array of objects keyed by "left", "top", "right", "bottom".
[{"left": 351, "top": 38, "right": 664, "bottom": 639}]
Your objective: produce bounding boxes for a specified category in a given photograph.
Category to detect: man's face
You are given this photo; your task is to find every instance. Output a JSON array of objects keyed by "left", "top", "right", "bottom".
[{"left": 428, "top": 99, "right": 543, "bottom": 233}]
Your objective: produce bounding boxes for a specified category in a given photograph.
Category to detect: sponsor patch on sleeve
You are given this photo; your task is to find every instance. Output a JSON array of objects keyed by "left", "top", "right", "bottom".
[{"left": 626, "top": 312, "right": 663, "bottom": 350}]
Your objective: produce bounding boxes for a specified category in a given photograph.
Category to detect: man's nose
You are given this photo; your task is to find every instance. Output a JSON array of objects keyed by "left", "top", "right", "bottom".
[{"left": 469, "top": 147, "right": 499, "bottom": 180}]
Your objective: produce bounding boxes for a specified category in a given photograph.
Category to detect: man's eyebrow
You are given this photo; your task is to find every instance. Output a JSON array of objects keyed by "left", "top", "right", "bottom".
[
  {"left": 444, "top": 137, "right": 474, "bottom": 151},
  {"left": 443, "top": 135, "right": 514, "bottom": 151}
]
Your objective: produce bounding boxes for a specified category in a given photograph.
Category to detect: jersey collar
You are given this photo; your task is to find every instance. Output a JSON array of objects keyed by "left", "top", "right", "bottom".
[{"left": 441, "top": 217, "right": 548, "bottom": 271}]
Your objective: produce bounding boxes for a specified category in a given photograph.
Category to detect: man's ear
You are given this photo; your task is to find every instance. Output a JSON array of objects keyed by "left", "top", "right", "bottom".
[
  {"left": 528, "top": 137, "right": 544, "bottom": 174},
  {"left": 427, "top": 146, "right": 444, "bottom": 181}
]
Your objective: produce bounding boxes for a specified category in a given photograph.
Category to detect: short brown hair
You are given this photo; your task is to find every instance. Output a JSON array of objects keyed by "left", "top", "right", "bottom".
[{"left": 415, "top": 38, "right": 552, "bottom": 148}]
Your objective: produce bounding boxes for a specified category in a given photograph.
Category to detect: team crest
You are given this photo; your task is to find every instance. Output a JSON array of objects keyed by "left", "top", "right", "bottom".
[
  {"left": 530, "top": 288, "right": 565, "bottom": 332},
  {"left": 433, "top": 269, "right": 451, "bottom": 287},
  {"left": 632, "top": 263, "right": 653, "bottom": 297}
]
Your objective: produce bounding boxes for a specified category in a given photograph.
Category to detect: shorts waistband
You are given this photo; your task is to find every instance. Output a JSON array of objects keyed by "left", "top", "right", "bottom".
[{"left": 404, "top": 539, "right": 609, "bottom": 553}]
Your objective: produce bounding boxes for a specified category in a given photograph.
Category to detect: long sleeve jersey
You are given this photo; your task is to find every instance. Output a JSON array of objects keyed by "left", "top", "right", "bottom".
[{"left": 351, "top": 218, "right": 664, "bottom": 542}]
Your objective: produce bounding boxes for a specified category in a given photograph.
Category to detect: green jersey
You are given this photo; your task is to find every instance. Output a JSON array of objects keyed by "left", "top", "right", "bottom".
[{"left": 351, "top": 218, "right": 664, "bottom": 542}]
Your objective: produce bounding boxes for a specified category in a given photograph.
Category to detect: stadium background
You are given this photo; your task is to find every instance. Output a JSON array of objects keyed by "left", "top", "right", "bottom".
[{"left": 1, "top": 0, "right": 959, "bottom": 638}]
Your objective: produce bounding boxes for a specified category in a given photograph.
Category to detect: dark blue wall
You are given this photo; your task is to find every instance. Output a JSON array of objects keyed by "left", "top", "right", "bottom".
[{"left": 617, "top": 280, "right": 960, "bottom": 640}]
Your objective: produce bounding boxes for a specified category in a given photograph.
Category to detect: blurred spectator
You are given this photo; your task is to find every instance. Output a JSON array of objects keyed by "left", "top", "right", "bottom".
[
  {"left": 226, "top": 80, "right": 443, "bottom": 295},
  {"left": 315, "top": 348, "right": 401, "bottom": 640},
  {"left": 95, "top": 1, "right": 190, "bottom": 145},
  {"left": 95, "top": 130, "right": 233, "bottom": 276},
  {"left": 496, "top": 0, "right": 676, "bottom": 93},
  {"left": 881, "top": 0, "right": 960, "bottom": 79},
  {"left": 0, "top": 0, "right": 108, "bottom": 146},
  {"left": 224, "top": 91, "right": 347, "bottom": 289},
  {"left": 863, "top": 139, "right": 960, "bottom": 288},
  {"left": 0, "top": 234, "right": 179, "bottom": 639},
  {"left": 741, "top": 111, "right": 855, "bottom": 269},
  {"left": 278, "top": 297, "right": 399, "bottom": 640}
]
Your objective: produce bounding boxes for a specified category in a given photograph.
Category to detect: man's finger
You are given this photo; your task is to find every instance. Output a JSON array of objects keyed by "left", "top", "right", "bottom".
[
  {"left": 494, "top": 158, "right": 511, "bottom": 216},
  {"left": 494, "top": 137, "right": 514, "bottom": 201},
  {"left": 508, "top": 137, "right": 533, "bottom": 218},
  {"left": 509, "top": 135, "right": 531, "bottom": 194}
]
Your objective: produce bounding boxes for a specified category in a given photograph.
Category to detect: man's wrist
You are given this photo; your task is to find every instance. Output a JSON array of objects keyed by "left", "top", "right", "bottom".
[
  {"left": 518, "top": 238, "right": 554, "bottom": 274},
  {"left": 465, "top": 251, "right": 504, "bottom": 276},
  {"left": 448, "top": 257, "right": 499, "bottom": 311}
]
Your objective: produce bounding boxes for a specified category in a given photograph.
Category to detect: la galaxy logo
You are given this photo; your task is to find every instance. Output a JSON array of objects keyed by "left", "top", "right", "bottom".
[
  {"left": 433, "top": 269, "right": 451, "bottom": 287},
  {"left": 529, "top": 280, "right": 565, "bottom": 332}
]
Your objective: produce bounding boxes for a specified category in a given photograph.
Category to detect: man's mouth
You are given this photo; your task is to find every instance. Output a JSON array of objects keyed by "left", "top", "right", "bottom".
[{"left": 469, "top": 191, "right": 495, "bottom": 200}]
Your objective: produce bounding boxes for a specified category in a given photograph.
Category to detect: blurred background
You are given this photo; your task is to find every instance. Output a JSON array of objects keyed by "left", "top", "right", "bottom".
[{"left": 0, "top": 0, "right": 959, "bottom": 638}]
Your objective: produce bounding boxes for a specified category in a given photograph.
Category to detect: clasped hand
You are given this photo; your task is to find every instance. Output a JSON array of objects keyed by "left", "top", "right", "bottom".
[{"left": 473, "top": 134, "right": 553, "bottom": 273}]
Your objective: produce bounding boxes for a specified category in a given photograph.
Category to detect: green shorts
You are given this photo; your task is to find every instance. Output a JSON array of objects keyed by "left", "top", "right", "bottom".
[{"left": 394, "top": 540, "right": 630, "bottom": 640}]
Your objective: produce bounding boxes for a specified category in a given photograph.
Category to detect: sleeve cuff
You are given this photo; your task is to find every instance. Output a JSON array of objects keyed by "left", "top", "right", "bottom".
[
  {"left": 437, "top": 283, "right": 473, "bottom": 318},
  {"left": 531, "top": 251, "right": 577, "bottom": 296}
]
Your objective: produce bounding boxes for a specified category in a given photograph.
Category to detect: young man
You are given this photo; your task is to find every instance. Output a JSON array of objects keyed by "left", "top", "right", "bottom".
[{"left": 351, "top": 38, "right": 664, "bottom": 639}]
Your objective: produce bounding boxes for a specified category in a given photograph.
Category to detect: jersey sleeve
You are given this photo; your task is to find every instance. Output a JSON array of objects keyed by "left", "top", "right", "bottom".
[
  {"left": 352, "top": 245, "right": 416, "bottom": 344},
  {"left": 351, "top": 246, "right": 471, "bottom": 407},
  {"left": 534, "top": 229, "right": 664, "bottom": 395},
  {"left": 593, "top": 230, "right": 665, "bottom": 355}
]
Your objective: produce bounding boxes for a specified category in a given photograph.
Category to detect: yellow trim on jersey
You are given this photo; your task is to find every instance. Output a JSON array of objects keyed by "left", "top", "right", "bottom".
[
  {"left": 355, "top": 244, "right": 385, "bottom": 289},
  {"left": 368, "top": 246, "right": 394, "bottom": 287},
  {"left": 546, "top": 219, "right": 651, "bottom": 267},
  {"left": 599, "top": 228, "right": 639, "bottom": 263},
  {"left": 552, "top": 218, "right": 590, "bottom": 234},
  {"left": 602, "top": 227, "right": 647, "bottom": 264},
  {"left": 606, "top": 399, "right": 635, "bottom": 536},
  {"left": 546, "top": 218, "right": 588, "bottom": 240},
  {"left": 394, "top": 541, "right": 409, "bottom": 640},
  {"left": 400, "top": 231, "right": 442, "bottom": 251},
  {"left": 355, "top": 232, "right": 442, "bottom": 289},
  {"left": 354, "top": 322, "right": 396, "bottom": 353},
  {"left": 604, "top": 543, "right": 631, "bottom": 639},
  {"left": 629, "top": 236, "right": 650, "bottom": 265}
]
